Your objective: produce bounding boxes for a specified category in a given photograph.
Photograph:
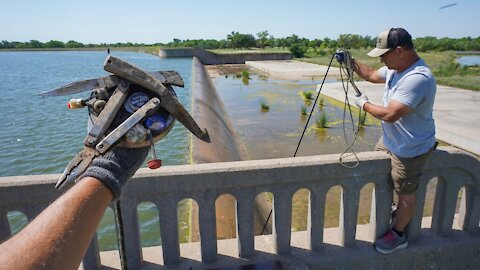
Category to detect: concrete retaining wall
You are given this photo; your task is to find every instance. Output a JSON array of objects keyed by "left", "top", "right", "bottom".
[
  {"left": 190, "top": 57, "right": 272, "bottom": 238},
  {"left": 190, "top": 56, "right": 248, "bottom": 163},
  {"left": 159, "top": 48, "right": 292, "bottom": 65}
]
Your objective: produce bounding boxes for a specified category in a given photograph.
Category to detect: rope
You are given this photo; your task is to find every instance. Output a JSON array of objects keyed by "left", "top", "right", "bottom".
[{"left": 260, "top": 50, "right": 365, "bottom": 235}]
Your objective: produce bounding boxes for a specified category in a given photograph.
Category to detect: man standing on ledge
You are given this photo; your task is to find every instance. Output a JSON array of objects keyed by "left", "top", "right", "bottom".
[{"left": 352, "top": 28, "right": 437, "bottom": 254}]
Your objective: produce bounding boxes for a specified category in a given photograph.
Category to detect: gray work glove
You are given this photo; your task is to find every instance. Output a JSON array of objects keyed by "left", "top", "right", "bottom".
[
  {"left": 80, "top": 146, "right": 149, "bottom": 201},
  {"left": 80, "top": 116, "right": 150, "bottom": 201},
  {"left": 354, "top": 94, "right": 369, "bottom": 109}
]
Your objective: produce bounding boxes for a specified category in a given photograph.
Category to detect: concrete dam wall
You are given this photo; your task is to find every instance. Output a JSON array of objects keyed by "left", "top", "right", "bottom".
[
  {"left": 159, "top": 48, "right": 292, "bottom": 65},
  {"left": 189, "top": 57, "right": 272, "bottom": 238}
]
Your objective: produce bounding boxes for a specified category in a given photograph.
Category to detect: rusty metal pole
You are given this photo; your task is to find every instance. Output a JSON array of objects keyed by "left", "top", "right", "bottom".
[{"left": 114, "top": 200, "right": 129, "bottom": 270}]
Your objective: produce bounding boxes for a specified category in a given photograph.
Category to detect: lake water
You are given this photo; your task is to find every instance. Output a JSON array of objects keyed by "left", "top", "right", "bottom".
[
  {"left": 0, "top": 51, "right": 193, "bottom": 177},
  {"left": 0, "top": 51, "right": 193, "bottom": 249},
  {"left": 457, "top": 55, "right": 480, "bottom": 66}
]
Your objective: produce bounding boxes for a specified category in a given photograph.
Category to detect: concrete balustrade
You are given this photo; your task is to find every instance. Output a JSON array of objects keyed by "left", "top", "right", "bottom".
[{"left": 1, "top": 147, "right": 479, "bottom": 269}]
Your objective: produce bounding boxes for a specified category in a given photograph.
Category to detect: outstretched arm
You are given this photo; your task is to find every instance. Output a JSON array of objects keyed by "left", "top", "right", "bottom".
[{"left": 0, "top": 177, "right": 112, "bottom": 270}]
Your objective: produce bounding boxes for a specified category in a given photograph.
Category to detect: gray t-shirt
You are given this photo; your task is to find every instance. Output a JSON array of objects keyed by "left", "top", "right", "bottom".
[{"left": 378, "top": 58, "right": 436, "bottom": 158}]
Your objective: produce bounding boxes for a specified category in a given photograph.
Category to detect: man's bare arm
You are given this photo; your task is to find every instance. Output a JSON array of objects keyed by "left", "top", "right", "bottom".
[
  {"left": 353, "top": 59, "right": 385, "bottom": 83},
  {"left": 0, "top": 177, "right": 113, "bottom": 270},
  {"left": 363, "top": 100, "right": 412, "bottom": 123}
]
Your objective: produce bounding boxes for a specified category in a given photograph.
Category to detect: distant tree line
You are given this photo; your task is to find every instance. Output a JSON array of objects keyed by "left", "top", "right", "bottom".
[{"left": 2, "top": 31, "right": 479, "bottom": 56}]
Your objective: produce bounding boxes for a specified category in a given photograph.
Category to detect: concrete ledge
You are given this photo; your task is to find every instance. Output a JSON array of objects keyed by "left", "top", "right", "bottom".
[
  {"left": 246, "top": 60, "right": 341, "bottom": 80},
  {"left": 318, "top": 81, "right": 480, "bottom": 156},
  {"left": 98, "top": 222, "right": 480, "bottom": 270},
  {"left": 159, "top": 48, "right": 292, "bottom": 65}
]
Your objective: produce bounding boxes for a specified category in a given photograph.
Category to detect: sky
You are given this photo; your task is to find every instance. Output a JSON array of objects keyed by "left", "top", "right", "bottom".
[{"left": 1, "top": 0, "right": 479, "bottom": 44}]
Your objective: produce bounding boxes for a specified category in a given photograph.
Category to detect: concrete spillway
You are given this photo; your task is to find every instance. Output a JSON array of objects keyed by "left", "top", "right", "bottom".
[{"left": 189, "top": 57, "right": 272, "bottom": 239}]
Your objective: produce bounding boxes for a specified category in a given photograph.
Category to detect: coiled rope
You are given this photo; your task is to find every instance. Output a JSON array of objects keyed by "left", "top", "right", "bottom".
[{"left": 260, "top": 50, "right": 365, "bottom": 235}]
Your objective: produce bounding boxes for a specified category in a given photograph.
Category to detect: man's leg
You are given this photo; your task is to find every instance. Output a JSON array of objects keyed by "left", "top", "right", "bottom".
[{"left": 394, "top": 193, "right": 415, "bottom": 232}]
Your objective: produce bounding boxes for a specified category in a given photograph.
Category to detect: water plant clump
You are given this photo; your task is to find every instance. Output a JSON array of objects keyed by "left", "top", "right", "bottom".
[
  {"left": 260, "top": 101, "right": 270, "bottom": 112},
  {"left": 319, "top": 95, "right": 324, "bottom": 107},
  {"left": 242, "top": 69, "right": 250, "bottom": 79},
  {"left": 316, "top": 112, "right": 328, "bottom": 128},
  {"left": 301, "top": 90, "right": 314, "bottom": 100},
  {"left": 300, "top": 105, "right": 308, "bottom": 115},
  {"left": 241, "top": 70, "right": 250, "bottom": 85}
]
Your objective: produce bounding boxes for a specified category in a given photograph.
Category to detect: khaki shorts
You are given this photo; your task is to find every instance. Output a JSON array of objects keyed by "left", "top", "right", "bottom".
[{"left": 375, "top": 139, "right": 436, "bottom": 195}]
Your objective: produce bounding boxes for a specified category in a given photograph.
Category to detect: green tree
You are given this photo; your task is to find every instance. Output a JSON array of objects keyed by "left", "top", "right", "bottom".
[
  {"left": 28, "top": 40, "right": 43, "bottom": 48},
  {"left": 227, "top": 31, "right": 256, "bottom": 48},
  {"left": 44, "top": 40, "right": 65, "bottom": 48},
  {"left": 65, "top": 40, "right": 84, "bottom": 48},
  {"left": 256, "top": 30, "right": 269, "bottom": 48},
  {"left": 0, "top": 40, "right": 15, "bottom": 49}
]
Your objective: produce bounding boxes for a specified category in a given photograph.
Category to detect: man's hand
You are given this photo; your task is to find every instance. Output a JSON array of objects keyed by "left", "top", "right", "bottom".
[{"left": 355, "top": 94, "right": 369, "bottom": 110}]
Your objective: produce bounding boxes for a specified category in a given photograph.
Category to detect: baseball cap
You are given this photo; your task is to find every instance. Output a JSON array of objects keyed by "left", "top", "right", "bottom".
[{"left": 367, "top": 28, "right": 413, "bottom": 57}]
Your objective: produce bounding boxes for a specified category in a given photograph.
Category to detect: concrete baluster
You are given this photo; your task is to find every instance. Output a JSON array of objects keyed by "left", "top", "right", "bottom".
[
  {"left": 198, "top": 193, "right": 218, "bottom": 263},
  {"left": 372, "top": 177, "right": 393, "bottom": 239},
  {"left": 0, "top": 210, "right": 11, "bottom": 242},
  {"left": 431, "top": 172, "right": 464, "bottom": 234},
  {"left": 116, "top": 200, "right": 143, "bottom": 269},
  {"left": 272, "top": 189, "right": 292, "bottom": 254},
  {"left": 82, "top": 233, "right": 101, "bottom": 270},
  {"left": 458, "top": 186, "right": 480, "bottom": 231},
  {"left": 430, "top": 176, "right": 446, "bottom": 232},
  {"left": 157, "top": 197, "right": 180, "bottom": 266},
  {"left": 235, "top": 190, "right": 254, "bottom": 258},
  {"left": 339, "top": 185, "right": 360, "bottom": 247},
  {"left": 406, "top": 175, "right": 429, "bottom": 241},
  {"left": 308, "top": 188, "right": 326, "bottom": 252}
]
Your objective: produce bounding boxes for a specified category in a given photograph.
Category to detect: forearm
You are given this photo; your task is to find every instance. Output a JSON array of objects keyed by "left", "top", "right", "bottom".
[
  {"left": 0, "top": 177, "right": 113, "bottom": 270},
  {"left": 363, "top": 102, "right": 397, "bottom": 122},
  {"left": 352, "top": 59, "right": 385, "bottom": 83}
]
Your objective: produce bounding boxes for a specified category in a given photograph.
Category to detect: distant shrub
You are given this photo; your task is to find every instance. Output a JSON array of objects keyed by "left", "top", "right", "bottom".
[{"left": 289, "top": 44, "right": 307, "bottom": 58}]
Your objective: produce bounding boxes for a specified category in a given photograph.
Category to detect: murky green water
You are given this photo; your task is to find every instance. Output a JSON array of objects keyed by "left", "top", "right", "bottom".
[{"left": 213, "top": 74, "right": 382, "bottom": 160}]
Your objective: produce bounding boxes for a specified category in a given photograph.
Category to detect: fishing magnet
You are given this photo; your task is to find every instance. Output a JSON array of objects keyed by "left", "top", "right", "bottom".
[
  {"left": 124, "top": 92, "right": 149, "bottom": 113},
  {"left": 93, "top": 100, "right": 106, "bottom": 113},
  {"left": 125, "top": 123, "right": 148, "bottom": 144},
  {"left": 145, "top": 114, "right": 167, "bottom": 135}
]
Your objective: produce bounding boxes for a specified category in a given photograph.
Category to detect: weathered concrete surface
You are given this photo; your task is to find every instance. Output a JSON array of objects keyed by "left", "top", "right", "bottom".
[
  {"left": 319, "top": 81, "right": 480, "bottom": 156},
  {"left": 246, "top": 60, "right": 341, "bottom": 80},
  {"left": 98, "top": 222, "right": 480, "bottom": 270},
  {"left": 1, "top": 147, "right": 478, "bottom": 269},
  {"left": 190, "top": 57, "right": 248, "bottom": 163},
  {"left": 159, "top": 48, "right": 292, "bottom": 65}
]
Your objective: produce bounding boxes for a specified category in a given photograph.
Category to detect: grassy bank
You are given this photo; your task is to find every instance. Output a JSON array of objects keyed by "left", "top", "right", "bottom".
[
  {"left": 210, "top": 48, "right": 289, "bottom": 54},
  {"left": 299, "top": 49, "right": 480, "bottom": 91}
]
